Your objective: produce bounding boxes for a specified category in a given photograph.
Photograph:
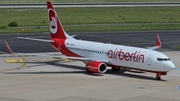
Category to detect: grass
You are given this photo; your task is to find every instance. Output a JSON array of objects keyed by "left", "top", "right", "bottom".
[
  {"left": 1, "top": 24, "right": 180, "bottom": 33},
  {"left": 65, "top": 24, "right": 180, "bottom": 32},
  {"left": 171, "top": 46, "right": 180, "bottom": 49},
  {"left": 0, "top": 0, "right": 180, "bottom": 3},
  {"left": 0, "top": 6, "right": 180, "bottom": 32}
]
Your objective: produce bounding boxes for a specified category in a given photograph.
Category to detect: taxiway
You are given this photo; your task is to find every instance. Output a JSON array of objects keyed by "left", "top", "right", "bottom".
[
  {"left": 0, "top": 51, "right": 180, "bottom": 101},
  {"left": 0, "top": 31, "right": 180, "bottom": 101}
]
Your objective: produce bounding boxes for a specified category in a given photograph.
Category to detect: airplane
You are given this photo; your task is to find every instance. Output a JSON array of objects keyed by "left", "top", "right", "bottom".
[{"left": 4, "top": 1, "right": 175, "bottom": 80}]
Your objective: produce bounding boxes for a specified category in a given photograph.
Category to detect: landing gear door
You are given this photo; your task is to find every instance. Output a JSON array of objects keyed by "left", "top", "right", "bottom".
[{"left": 147, "top": 55, "right": 152, "bottom": 66}]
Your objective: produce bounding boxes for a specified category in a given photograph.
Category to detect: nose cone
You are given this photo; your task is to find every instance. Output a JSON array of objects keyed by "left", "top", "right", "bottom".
[{"left": 166, "top": 62, "right": 175, "bottom": 71}]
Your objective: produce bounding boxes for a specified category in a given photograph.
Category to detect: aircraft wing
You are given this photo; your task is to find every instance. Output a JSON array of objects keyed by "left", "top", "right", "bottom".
[
  {"left": 4, "top": 40, "right": 52, "bottom": 56},
  {"left": 148, "top": 33, "right": 161, "bottom": 50},
  {"left": 4, "top": 39, "right": 110, "bottom": 63},
  {"left": 49, "top": 55, "right": 110, "bottom": 63}
]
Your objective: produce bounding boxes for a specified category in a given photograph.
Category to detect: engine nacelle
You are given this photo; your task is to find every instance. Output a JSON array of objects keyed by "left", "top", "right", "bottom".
[{"left": 86, "top": 61, "right": 107, "bottom": 73}]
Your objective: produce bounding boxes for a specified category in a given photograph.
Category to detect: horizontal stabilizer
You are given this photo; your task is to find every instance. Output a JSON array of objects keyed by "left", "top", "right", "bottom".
[{"left": 17, "top": 37, "right": 54, "bottom": 42}]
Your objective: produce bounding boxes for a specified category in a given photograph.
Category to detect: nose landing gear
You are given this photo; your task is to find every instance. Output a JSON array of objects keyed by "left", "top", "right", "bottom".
[
  {"left": 156, "top": 76, "right": 161, "bottom": 80},
  {"left": 156, "top": 72, "right": 167, "bottom": 80}
]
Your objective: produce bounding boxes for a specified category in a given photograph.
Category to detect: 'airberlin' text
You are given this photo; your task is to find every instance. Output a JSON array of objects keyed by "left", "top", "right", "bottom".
[{"left": 107, "top": 49, "right": 144, "bottom": 63}]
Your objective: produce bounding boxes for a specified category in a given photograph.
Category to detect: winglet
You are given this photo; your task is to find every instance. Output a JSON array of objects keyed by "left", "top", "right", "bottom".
[
  {"left": 148, "top": 33, "right": 161, "bottom": 50},
  {"left": 156, "top": 33, "right": 161, "bottom": 47},
  {"left": 4, "top": 39, "right": 14, "bottom": 54}
]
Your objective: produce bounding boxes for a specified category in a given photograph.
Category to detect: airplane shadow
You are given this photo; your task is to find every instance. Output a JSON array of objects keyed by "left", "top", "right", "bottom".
[
  {"left": 5, "top": 61, "right": 103, "bottom": 76},
  {"left": 4, "top": 61, "right": 167, "bottom": 81},
  {"left": 4, "top": 71, "right": 103, "bottom": 76},
  {"left": 106, "top": 70, "right": 167, "bottom": 81}
]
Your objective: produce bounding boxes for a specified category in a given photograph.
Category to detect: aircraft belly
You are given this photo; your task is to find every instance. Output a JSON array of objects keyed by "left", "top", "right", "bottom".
[{"left": 112, "top": 59, "right": 164, "bottom": 72}]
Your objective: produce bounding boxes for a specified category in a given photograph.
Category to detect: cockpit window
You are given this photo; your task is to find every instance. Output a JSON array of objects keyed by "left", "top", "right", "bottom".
[{"left": 157, "top": 58, "right": 170, "bottom": 61}]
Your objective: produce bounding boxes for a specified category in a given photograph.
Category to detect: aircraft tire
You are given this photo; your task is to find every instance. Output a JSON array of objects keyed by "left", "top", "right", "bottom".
[
  {"left": 112, "top": 67, "right": 120, "bottom": 71},
  {"left": 156, "top": 76, "right": 161, "bottom": 80}
]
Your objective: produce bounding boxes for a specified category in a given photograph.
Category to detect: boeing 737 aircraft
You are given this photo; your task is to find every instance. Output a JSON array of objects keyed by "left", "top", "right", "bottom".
[{"left": 4, "top": 1, "right": 175, "bottom": 80}]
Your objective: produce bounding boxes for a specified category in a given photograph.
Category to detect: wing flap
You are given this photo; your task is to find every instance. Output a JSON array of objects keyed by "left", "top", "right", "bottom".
[{"left": 48, "top": 55, "right": 110, "bottom": 64}]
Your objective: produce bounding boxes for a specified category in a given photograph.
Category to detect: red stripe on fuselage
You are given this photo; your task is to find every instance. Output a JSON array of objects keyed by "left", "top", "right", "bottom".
[
  {"left": 107, "top": 64, "right": 167, "bottom": 74},
  {"left": 50, "top": 38, "right": 81, "bottom": 57}
]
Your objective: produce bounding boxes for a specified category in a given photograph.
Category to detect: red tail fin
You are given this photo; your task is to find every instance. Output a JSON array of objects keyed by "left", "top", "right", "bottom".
[{"left": 47, "top": 1, "right": 66, "bottom": 39}]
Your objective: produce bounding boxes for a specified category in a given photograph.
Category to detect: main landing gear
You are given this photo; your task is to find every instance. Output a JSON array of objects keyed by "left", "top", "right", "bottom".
[{"left": 111, "top": 67, "right": 120, "bottom": 71}]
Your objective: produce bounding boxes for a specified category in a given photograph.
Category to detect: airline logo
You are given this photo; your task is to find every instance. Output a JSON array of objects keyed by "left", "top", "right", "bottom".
[
  {"left": 48, "top": 8, "right": 57, "bottom": 34},
  {"left": 107, "top": 49, "right": 144, "bottom": 63}
]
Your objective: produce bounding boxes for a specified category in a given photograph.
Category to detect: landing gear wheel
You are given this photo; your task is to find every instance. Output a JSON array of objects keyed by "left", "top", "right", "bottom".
[
  {"left": 156, "top": 76, "right": 161, "bottom": 80},
  {"left": 112, "top": 67, "right": 120, "bottom": 71}
]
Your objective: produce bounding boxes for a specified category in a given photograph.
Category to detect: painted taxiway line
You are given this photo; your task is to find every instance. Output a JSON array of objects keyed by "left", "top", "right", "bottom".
[
  {"left": 174, "top": 68, "right": 180, "bottom": 70},
  {"left": 178, "top": 86, "right": 180, "bottom": 90},
  {"left": 4, "top": 59, "right": 24, "bottom": 63},
  {"left": 1, "top": 3, "right": 180, "bottom": 8},
  {"left": 0, "top": 56, "right": 28, "bottom": 73},
  {"left": 0, "top": 51, "right": 7, "bottom": 54}
]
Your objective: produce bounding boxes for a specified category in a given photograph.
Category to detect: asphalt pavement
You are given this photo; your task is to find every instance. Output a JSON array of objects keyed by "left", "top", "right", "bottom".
[
  {"left": 0, "top": 30, "right": 180, "bottom": 53},
  {"left": 0, "top": 30, "right": 180, "bottom": 101}
]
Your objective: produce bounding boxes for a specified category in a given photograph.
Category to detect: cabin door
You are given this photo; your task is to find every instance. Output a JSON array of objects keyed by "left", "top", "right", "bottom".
[{"left": 147, "top": 55, "right": 152, "bottom": 66}]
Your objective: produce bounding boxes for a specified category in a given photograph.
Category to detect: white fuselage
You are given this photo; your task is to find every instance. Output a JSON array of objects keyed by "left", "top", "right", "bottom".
[{"left": 65, "top": 39, "right": 175, "bottom": 72}]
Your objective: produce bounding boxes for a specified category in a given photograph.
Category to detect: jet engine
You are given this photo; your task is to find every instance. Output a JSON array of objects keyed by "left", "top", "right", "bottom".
[{"left": 86, "top": 61, "right": 107, "bottom": 73}]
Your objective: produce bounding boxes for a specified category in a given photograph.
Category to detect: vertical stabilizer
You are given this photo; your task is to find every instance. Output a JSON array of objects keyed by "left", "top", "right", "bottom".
[{"left": 47, "top": 1, "right": 72, "bottom": 39}]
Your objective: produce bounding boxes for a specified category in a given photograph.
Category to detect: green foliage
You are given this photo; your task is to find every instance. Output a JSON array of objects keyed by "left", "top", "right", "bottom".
[
  {"left": 0, "top": 26, "right": 6, "bottom": 29},
  {"left": 8, "top": 22, "right": 18, "bottom": 27},
  {"left": 41, "top": 21, "right": 46, "bottom": 24},
  {"left": 1, "top": 7, "right": 180, "bottom": 26},
  {"left": 171, "top": 46, "right": 180, "bottom": 49},
  {"left": 1, "top": 24, "right": 180, "bottom": 32}
]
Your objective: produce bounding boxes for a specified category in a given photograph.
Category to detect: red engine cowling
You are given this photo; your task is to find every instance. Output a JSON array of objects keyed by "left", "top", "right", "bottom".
[{"left": 86, "top": 61, "right": 107, "bottom": 73}]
